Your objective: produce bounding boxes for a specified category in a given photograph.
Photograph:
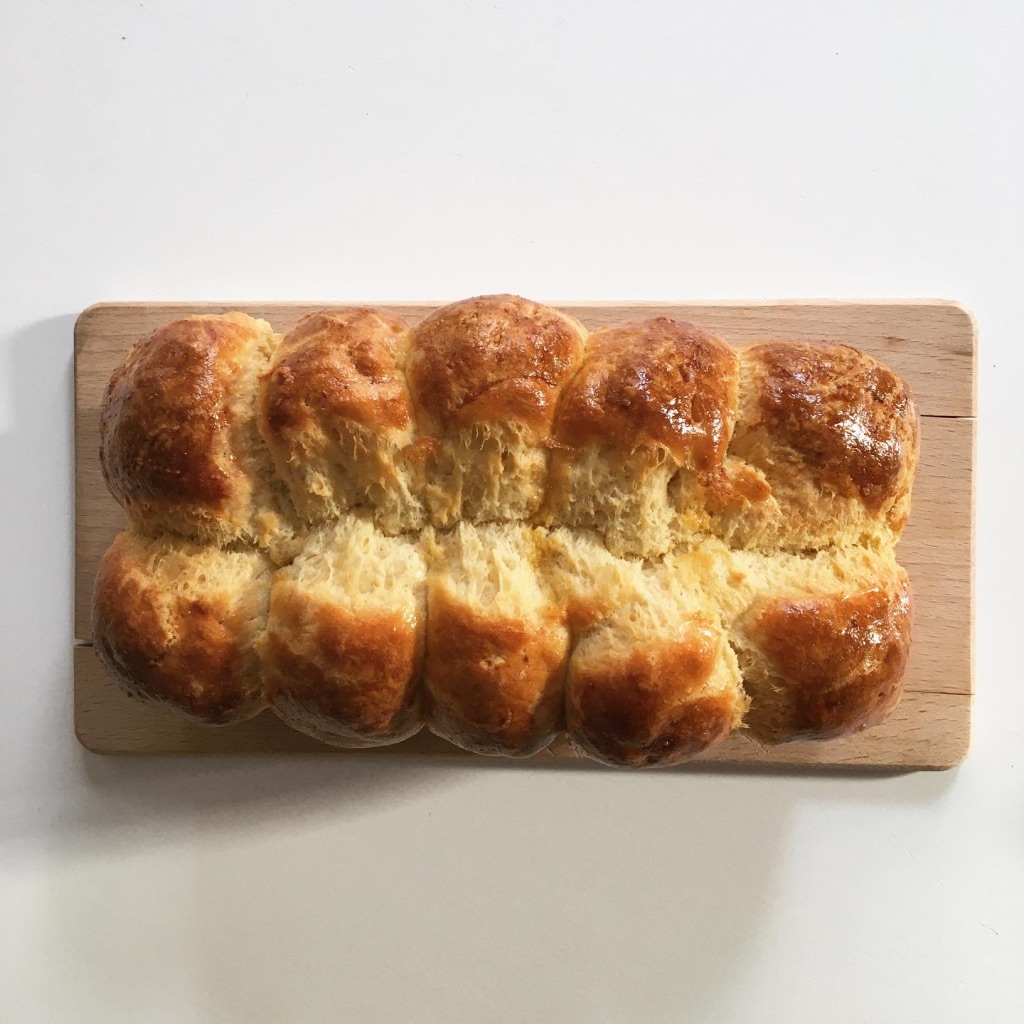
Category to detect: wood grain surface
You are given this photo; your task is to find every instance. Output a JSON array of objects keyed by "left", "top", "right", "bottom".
[{"left": 74, "top": 300, "right": 976, "bottom": 768}]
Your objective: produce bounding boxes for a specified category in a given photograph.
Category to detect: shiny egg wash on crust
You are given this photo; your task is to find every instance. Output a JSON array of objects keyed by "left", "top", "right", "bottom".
[{"left": 93, "top": 295, "right": 919, "bottom": 767}]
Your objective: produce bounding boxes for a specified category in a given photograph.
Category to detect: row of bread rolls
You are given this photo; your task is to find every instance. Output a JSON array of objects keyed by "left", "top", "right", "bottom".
[
  {"left": 94, "top": 295, "right": 918, "bottom": 763},
  {"left": 99, "top": 296, "right": 919, "bottom": 562},
  {"left": 93, "top": 518, "right": 911, "bottom": 766}
]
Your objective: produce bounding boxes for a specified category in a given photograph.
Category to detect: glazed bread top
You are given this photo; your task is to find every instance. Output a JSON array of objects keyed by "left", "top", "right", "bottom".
[
  {"left": 407, "top": 294, "right": 588, "bottom": 435},
  {"left": 99, "top": 295, "right": 919, "bottom": 559}
]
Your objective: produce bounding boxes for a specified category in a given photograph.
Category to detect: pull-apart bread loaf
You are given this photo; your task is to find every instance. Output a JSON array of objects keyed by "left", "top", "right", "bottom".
[{"left": 94, "top": 296, "right": 919, "bottom": 766}]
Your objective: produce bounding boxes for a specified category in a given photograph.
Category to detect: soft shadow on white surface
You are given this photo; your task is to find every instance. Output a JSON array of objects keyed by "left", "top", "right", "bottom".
[
  {"left": 0, "top": 316, "right": 77, "bottom": 791},
  {"left": 27, "top": 759, "right": 957, "bottom": 1024},
  {"left": 2, "top": 735, "right": 954, "bottom": 864},
  {"left": 78, "top": 750, "right": 469, "bottom": 844}
]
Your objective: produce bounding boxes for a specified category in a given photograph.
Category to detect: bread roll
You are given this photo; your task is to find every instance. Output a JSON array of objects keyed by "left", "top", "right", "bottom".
[
  {"left": 92, "top": 530, "right": 271, "bottom": 724},
  {"left": 99, "top": 312, "right": 297, "bottom": 557},
  {"left": 700, "top": 543, "right": 913, "bottom": 742},
  {"left": 546, "top": 317, "right": 763, "bottom": 558},
  {"left": 406, "top": 295, "right": 587, "bottom": 525},
  {"left": 558, "top": 543, "right": 746, "bottom": 767},
  {"left": 92, "top": 297, "right": 921, "bottom": 766},
  {"left": 718, "top": 341, "right": 920, "bottom": 550},
  {"left": 259, "top": 309, "right": 426, "bottom": 533},
  {"left": 423, "top": 523, "right": 570, "bottom": 756},
  {"left": 261, "top": 517, "right": 426, "bottom": 747}
]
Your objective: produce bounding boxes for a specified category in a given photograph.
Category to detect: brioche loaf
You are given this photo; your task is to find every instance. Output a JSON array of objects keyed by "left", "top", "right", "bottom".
[{"left": 93, "top": 295, "right": 919, "bottom": 766}]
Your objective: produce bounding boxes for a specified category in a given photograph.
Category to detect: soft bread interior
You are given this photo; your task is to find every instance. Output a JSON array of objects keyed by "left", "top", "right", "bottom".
[
  {"left": 262, "top": 516, "right": 427, "bottom": 747},
  {"left": 258, "top": 310, "right": 425, "bottom": 535},
  {"left": 426, "top": 521, "right": 549, "bottom": 617},
  {"left": 228, "top": 316, "right": 305, "bottom": 559},
  {"left": 283, "top": 515, "right": 427, "bottom": 611},
  {"left": 418, "top": 423, "right": 550, "bottom": 528},
  {"left": 111, "top": 529, "right": 272, "bottom": 630},
  {"left": 423, "top": 523, "right": 570, "bottom": 756}
]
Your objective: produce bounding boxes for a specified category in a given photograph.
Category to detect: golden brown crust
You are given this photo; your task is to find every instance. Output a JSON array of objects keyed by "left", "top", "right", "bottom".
[
  {"left": 407, "top": 294, "right": 587, "bottom": 436},
  {"left": 91, "top": 532, "right": 269, "bottom": 725},
  {"left": 101, "top": 316, "right": 246, "bottom": 510},
  {"left": 257, "top": 308, "right": 422, "bottom": 529},
  {"left": 261, "top": 308, "right": 412, "bottom": 442},
  {"left": 99, "top": 312, "right": 277, "bottom": 542},
  {"left": 742, "top": 571, "right": 912, "bottom": 742},
  {"left": 424, "top": 588, "right": 570, "bottom": 757},
  {"left": 566, "top": 624, "right": 742, "bottom": 767},
  {"left": 555, "top": 318, "right": 738, "bottom": 472},
  {"left": 739, "top": 341, "right": 919, "bottom": 518},
  {"left": 262, "top": 585, "right": 423, "bottom": 748}
]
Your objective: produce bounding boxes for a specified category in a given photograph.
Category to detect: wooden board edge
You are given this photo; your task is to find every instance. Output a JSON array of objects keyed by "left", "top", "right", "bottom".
[
  {"left": 74, "top": 297, "right": 978, "bottom": 313},
  {"left": 969, "top": 415, "right": 978, "bottom": 697},
  {"left": 73, "top": 647, "right": 971, "bottom": 770},
  {"left": 75, "top": 303, "right": 118, "bottom": 354}
]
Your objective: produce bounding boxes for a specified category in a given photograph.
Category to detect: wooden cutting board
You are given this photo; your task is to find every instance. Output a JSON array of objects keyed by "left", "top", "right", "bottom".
[{"left": 74, "top": 301, "right": 976, "bottom": 769}]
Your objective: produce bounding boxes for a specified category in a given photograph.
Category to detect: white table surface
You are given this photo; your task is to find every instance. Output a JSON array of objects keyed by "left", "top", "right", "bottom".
[{"left": 1, "top": 2, "right": 1021, "bottom": 1021}]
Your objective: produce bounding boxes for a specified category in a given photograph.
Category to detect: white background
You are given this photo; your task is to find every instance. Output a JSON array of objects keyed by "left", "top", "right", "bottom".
[{"left": 1, "top": 2, "right": 1021, "bottom": 1021}]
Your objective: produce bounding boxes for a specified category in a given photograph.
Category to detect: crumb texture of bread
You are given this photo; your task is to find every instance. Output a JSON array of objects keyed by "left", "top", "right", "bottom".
[
  {"left": 92, "top": 295, "right": 920, "bottom": 765},
  {"left": 564, "top": 558, "right": 747, "bottom": 766},
  {"left": 261, "top": 516, "right": 427, "bottom": 747},
  {"left": 259, "top": 309, "right": 425, "bottom": 534},
  {"left": 407, "top": 294, "right": 588, "bottom": 525},
  {"left": 423, "top": 523, "right": 570, "bottom": 757},
  {"left": 546, "top": 318, "right": 739, "bottom": 557}
]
